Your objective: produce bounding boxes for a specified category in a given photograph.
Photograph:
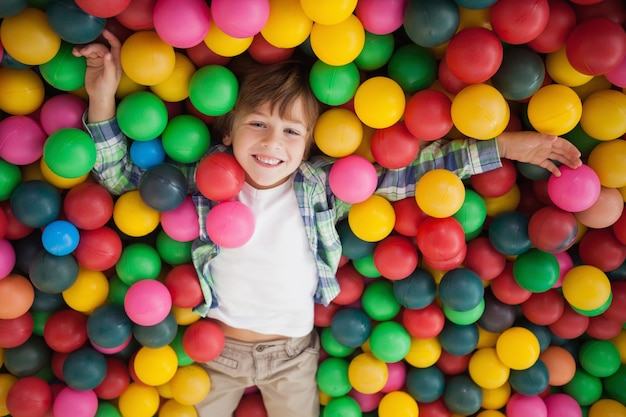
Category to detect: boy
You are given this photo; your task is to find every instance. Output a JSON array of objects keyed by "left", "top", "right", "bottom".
[{"left": 74, "top": 30, "right": 582, "bottom": 417}]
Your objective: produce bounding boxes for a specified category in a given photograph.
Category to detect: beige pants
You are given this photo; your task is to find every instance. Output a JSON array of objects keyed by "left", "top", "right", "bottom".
[{"left": 195, "top": 331, "right": 320, "bottom": 417}]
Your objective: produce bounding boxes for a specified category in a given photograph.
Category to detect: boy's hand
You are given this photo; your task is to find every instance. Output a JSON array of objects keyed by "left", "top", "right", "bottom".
[
  {"left": 496, "top": 131, "right": 583, "bottom": 177},
  {"left": 72, "top": 29, "right": 122, "bottom": 122}
]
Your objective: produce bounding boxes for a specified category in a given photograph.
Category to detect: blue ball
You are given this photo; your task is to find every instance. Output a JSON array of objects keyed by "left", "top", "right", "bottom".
[
  {"left": 46, "top": 0, "right": 106, "bottom": 44},
  {"left": 453, "top": 0, "right": 497, "bottom": 9},
  {"left": 488, "top": 211, "right": 532, "bottom": 256},
  {"left": 406, "top": 365, "right": 445, "bottom": 403},
  {"left": 330, "top": 308, "right": 371, "bottom": 349},
  {"left": 10, "top": 180, "right": 61, "bottom": 228},
  {"left": 138, "top": 163, "right": 188, "bottom": 212},
  {"left": 393, "top": 267, "right": 436, "bottom": 309},
  {"left": 41, "top": 220, "right": 80, "bottom": 256},
  {"left": 338, "top": 219, "right": 376, "bottom": 260},
  {"left": 443, "top": 375, "right": 483, "bottom": 416},
  {"left": 63, "top": 347, "right": 107, "bottom": 390},
  {"left": 29, "top": 250, "right": 78, "bottom": 293},
  {"left": 509, "top": 359, "right": 550, "bottom": 395},
  {"left": 86, "top": 304, "right": 132, "bottom": 349},
  {"left": 133, "top": 312, "right": 178, "bottom": 348},
  {"left": 438, "top": 268, "right": 484, "bottom": 312},
  {"left": 130, "top": 138, "right": 166, "bottom": 169},
  {"left": 438, "top": 321, "right": 479, "bottom": 356},
  {"left": 403, "top": 0, "right": 460, "bottom": 48}
]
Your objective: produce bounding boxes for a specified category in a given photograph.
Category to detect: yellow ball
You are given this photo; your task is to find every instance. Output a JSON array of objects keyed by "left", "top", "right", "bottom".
[
  {"left": 354, "top": 76, "right": 406, "bottom": 129},
  {"left": 527, "top": 84, "right": 582, "bottom": 136},
  {"left": 348, "top": 194, "right": 395, "bottom": 242},
  {"left": 159, "top": 399, "right": 198, "bottom": 417},
  {"left": 589, "top": 399, "right": 626, "bottom": 417},
  {"left": 572, "top": 75, "right": 613, "bottom": 101},
  {"left": 545, "top": 47, "right": 594, "bottom": 87},
  {"left": 310, "top": 14, "right": 365, "bottom": 66},
  {"left": 587, "top": 139, "right": 626, "bottom": 188},
  {"left": 0, "top": 7, "right": 61, "bottom": 66},
  {"left": 468, "top": 348, "right": 510, "bottom": 389},
  {"left": 150, "top": 52, "right": 196, "bottom": 102},
  {"left": 261, "top": 0, "right": 313, "bottom": 48},
  {"left": 40, "top": 158, "right": 89, "bottom": 189},
  {"left": 378, "top": 391, "right": 419, "bottom": 417},
  {"left": 300, "top": 0, "right": 357, "bottom": 25},
  {"left": 476, "top": 411, "right": 507, "bottom": 417},
  {"left": 116, "top": 72, "right": 147, "bottom": 100},
  {"left": 562, "top": 265, "right": 611, "bottom": 312},
  {"left": 495, "top": 327, "right": 540, "bottom": 370},
  {"left": 119, "top": 383, "right": 160, "bottom": 417},
  {"left": 347, "top": 352, "right": 388, "bottom": 394},
  {"left": 0, "top": 67, "right": 45, "bottom": 115},
  {"left": 0, "top": 373, "right": 18, "bottom": 416},
  {"left": 171, "top": 306, "right": 202, "bottom": 326},
  {"left": 405, "top": 336, "right": 442, "bottom": 368},
  {"left": 169, "top": 364, "right": 211, "bottom": 406},
  {"left": 476, "top": 326, "right": 500, "bottom": 349},
  {"left": 451, "top": 84, "right": 510, "bottom": 140},
  {"left": 121, "top": 31, "right": 176, "bottom": 86},
  {"left": 134, "top": 345, "right": 179, "bottom": 386},
  {"left": 580, "top": 89, "right": 626, "bottom": 141},
  {"left": 483, "top": 183, "right": 521, "bottom": 218},
  {"left": 204, "top": 23, "right": 253, "bottom": 57},
  {"left": 314, "top": 108, "right": 363, "bottom": 157},
  {"left": 62, "top": 267, "right": 109, "bottom": 313},
  {"left": 113, "top": 190, "right": 161, "bottom": 237},
  {"left": 415, "top": 169, "right": 465, "bottom": 218},
  {"left": 610, "top": 330, "right": 626, "bottom": 363},
  {"left": 481, "top": 382, "right": 511, "bottom": 410}
]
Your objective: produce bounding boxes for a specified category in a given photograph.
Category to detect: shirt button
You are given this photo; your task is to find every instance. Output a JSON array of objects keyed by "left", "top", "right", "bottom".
[{"left": 256, "top": 345, "right": 265, "bottom": 352}]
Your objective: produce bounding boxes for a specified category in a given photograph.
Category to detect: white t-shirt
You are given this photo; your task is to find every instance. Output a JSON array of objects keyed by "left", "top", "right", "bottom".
[{"left": 207, "top": 176, "right": 319, "bottom": 337}]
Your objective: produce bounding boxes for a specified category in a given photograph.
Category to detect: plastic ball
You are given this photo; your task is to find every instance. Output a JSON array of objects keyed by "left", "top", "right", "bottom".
[
  {"left": 505, "top": 393, "right": 547, "bottom": 417},
  {"left": 575, "top": 186, "right": 624, "bottom": 229},
  {"left": 403, "top": 365, "right": 444, "bottom": 404},
  {"left": 415, "top": 169, "right": 465, "bottom": 218},
  {"left": 606, "top": 54, "right": 626, "bottom": 88},
  {"left": 547, "top": 164, "right": 601, "bottom": 212},
  {"left": 39, "top": 94, "right": 87, "bottom": 135},
  {"left": 355, "top": 0, "right": 405, "bottom": 34},
  {"left": 40, "top": 42, "right": 85, "bottom": 92},
  {"left": 181, "top": 319, "right": 225, "bottom": 362},
  {"left": 314, "top": 108, "right": 363, "bottom": 157},
  {"left": 0, "top": 160, "right": 21, "bottom": 201},
  {"left": 562, "top": 264, "right": 611, "bottom": 314},
  {"left": 74, "top": 0, "right": 130, "bottom": 17},
  {"left": 527, "top": 205, "right": 578, "bottom": 253},
  {"left": 117, "top": 91, "right": 168, "bottom": 141},
  {"left": 348, "top": 195, "right": 395, "bottom": 242},
  {"left": 580, "top": 89, "right": 626, "bottom": 141},
  {"left": 72, "top": 226, "right": 121, "bottom": 272},
  {"left": 196, "top": 153, "right": 245, "bottom": 202},
  {"left": 63, "top": 182, "right": 113, "bottom": 231},
  {"left": 0, "top": 238, "right": 15, "bottom": 279},
  {"left": 445, "top": 27, "right": 503, "bottom": 84},
  {"left": 0, "top": 67, "right": 45, "bottom": 115},
  {"left": 451, "top": 83, "right": 510, "bottom": 140},
  {"left": 377, "top": 391, "right": 418, "bottom": 417},
  {"left": 42, "top": 127, "right": 96, "bottom": 179},
  {"left": 309, "top": 60, "right": 359, "bottom": 106},
  {"left": 490, "top": 0, "right": 550, "bottom": 45},
  {"left": 153, "top": 0, "right": 210, "bottom": 48},
  {"left": 566, "top": 17, "right": 626, "bottom": 76},
  {"left": 521, "top": 289, "right": 565, "bottom": 326},
  {"left": 478, "top": 289, "right": 516, "bottom": 332},
  {"left": 404, "top": 89, "right": 452, "bottom": 141},
  {"left": 0, "top": 7, "right": 61, "bottom": 65},
  {"left": 496, "top": 327, "right": 540, "bottom": 370},
  {"left": 451, "top": 189, "right": 486, "bottom": 241},
  {"left": 52, "top": 387, "right": 98, "bottom": 417},
  {"left": 403, "top": 0, "right": 459, "bottom": 48},
  {"left": 258, "top": 0, "right": 311, "bottom": 48},
  {"left": 468, "top": 347, "right": 510, "bottom": 390},
  {"left": 46, "top": 0, "right": 106, "bottom": 44},
  {"left": 124, "top": 279, "right": 172, "bottom": 326},
  {"left": 317, "top": 357, "right": 351, "bottom": 397},
  {"left": 5, "top": 376, "right": 51, "bottom": 417},
  {"left": 361, "top": 280, "right": 400, "bottom": 321},
  {"left": 443, "top": 374, "right": 482, "bottom": 416},
  {"left": 527, "top": 0, "right": 577, "bottom": 53},
  {"left": 150, "top": 52, "right": 196, "bottom": 102},
  {"left": 491, "top": 46, "right": 546, "bottom": 101},
  {"left": 0, "top": 115, "right": 46, "bottom": 166},
  {"left": 62, "top": 267, "right": 109, "bottom": 313},
  {"left": 86, "top": 303, "right": 132, "bottom": 349},
  {"left": 188, "top": 65, "right": 238, "bottom": 116},
  {"left": 113, "top": 190, "right": 161, "bottom": 237},
  {"left": 369, "top": 123, "right": 419, "bottom": 170},
  {"left": 212, "top": 0, "right": 269, "bottom": 38},
  {"left": 309, "top": 15, "right": 364, "bottom": 66},
  {"left": 347, "top": 352, "right": 388, "bottom": 395},
  {"left": 527, "top": 84, "right": 582, "bottom": 135},
  {"left": 134, "top": 311, "right": 178, "bottom": 348},
  {"left": 130, "top": 138, "right": 166, "bottom": 169},
  {"left": 439, "top": 321, "right": 479, "bottom": 356},
  {"left": 205, "top": 201, "right": 255, "bottom": 248},
  {"left": 438, "top": 268, "right": 484, "bottom": 312},
  {"left": 40, "top": 220, "right": 79, "bottom": 257},
  {"left": 353, "top": 76, "right": 405, "bottom": 129},
  {"left": 0, "top": 0, "right": 28, "bottom": 18},
  {"left": 487, "top": 211, "right": 530, "bottom": 256},
  {"left": 589, "top": 399, "right": 626, "bottom": 417},
  {"left": 203, "top": 21, "right": 254, "bottom": 56},
  {"left": 137, "top": 163, "right": 187, "bottom": 212},
  {"left": 10, "top": 180, "right": 61, "bottom": 229},
  {"left": 587, "top": 138, "right": 626, "bottom": 188},
  {"left": 0, "top": 311, "right": 32, "bottom": 348},
  {"left": 42, "top": 309, "right": 86, "bottom": 353},
  {"left": 416, "top": 216, "right": 466, "bottom": 270},
  {"left": 120, "top": 30, "right": 175, "bottom": 86},
  {"left": 63, "top": 347, "right": 107, "bottom": 390},
  {"left": 579, "top": 339, "right": 620, "bottom": 378},
  {"left": 247, "top": 33, "right": 295, "bottom": 64},
  {"left": 116, "top": 243, "right": 162, "bottom": 285},
  {"left": 161, "top": 114, "right": 211, "bottom": 164},
  {"left": 133, "top": 345, "right": 178, "bottom": 386},
  {"left": 369, "top": 321, "right": 411, "bottom": 363},
  {"left": 118, "top": 383, "right": 160, "bottom": 417},
  {"left": 563, "top": 369, "right": 603, "bottom": 406},
  {"left": 160, "top": 197, "right": 200, "bottom": 243},
  {"left": 354, "top": 32, "right": 395, "bottom": 71},
  {"left": 92, "top": 357, "right": 130, "bottom": 400},
  {"left": 169, "top": 364, "right": 211, "bottom": 406},
  {"left": 387, "top": 43, "right": 437, "bottom": 94},
  {"left": 329, "top": 155, "right": 378, "bottom": 204},
  {"left": 539, "top": 345, "right": 576, "bottom": 386},
  {"left": 513, "top": 249, "right": 560, "bottom": 293}
]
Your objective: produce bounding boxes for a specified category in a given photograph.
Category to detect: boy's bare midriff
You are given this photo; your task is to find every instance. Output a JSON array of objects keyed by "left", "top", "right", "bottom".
[{"left": 216, "top": 320, "right": 290, "bottom": 343}]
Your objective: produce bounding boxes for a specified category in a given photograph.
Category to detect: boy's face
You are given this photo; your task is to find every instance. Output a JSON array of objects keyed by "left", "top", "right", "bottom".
[{"left": 223, "top": 99, "right": 311, "bottom": 190}]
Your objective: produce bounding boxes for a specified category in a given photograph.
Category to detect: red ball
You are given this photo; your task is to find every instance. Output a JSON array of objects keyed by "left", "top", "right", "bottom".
[
  {"left": 43, "top": 309, "right": 88, "bottom": 353},
  {"left": 73, "top": 226, "right": 122, "bottom": 272},
  {"left": 603, "top": 281, "right": 626, "bottom": 323},
  {"left": 586, "top": 314, "right": 623, "bottom": 340},
  {"left": 436, "top": 351, "right": 471, "bottom": 376},
  {"left": 611, "top": 208, "right": 626, "bottom": 245},
  {"left": 235, "top": 393, "right": 267, "bottom": 417},
  {"left": 548, "top": 304, "right": 589, "bottom": 339},
  {"left": 163, "top": 263, "right": 204, "bottom": 309},
  {"left": 418, "top": 398, "right": 451, "bottom": 417},
  {"left": 521, "top": 289, "right": 565, "bottom": 326},
  {"left": 527, "top": 205, "right": 578, "bottom": 254},
  {"left": 6, "top": 376, "right": 52, "bottom": 417},
  {"left": 0, "top": 312, "right": 33, "bottom": 348},
  {"left": 463, "top": 237, "right": 506, "bottom": 281},
  {"left": 416, "top": 217, "right": 466, "bottom": 262},
  {"left": 469, "top": 158, "right": 517, "bottom": 198},
  {"left": 392, "top": 197, "right": 428, "bottom": 237},
  {"left": 490, "top": 0, "right": 550, "bottom": 45},
  {"left": 75, "top": 0, "right": 131, "bottom": 17},
  {"left": 182, "top": 319, "right": 225, "bottom": 362},
  {"left": 196, "top": 153, "right": 246, "bottom": 201},
  {"left": 373, "top": 235, "right": 419, "bottom": 280},
  {"left": 50, "top": 351, "right": 69, "bottom": 382},
  {"left": 248, "top": 34, "right": 295, "bottom": 65},
  {"left": 370, "top": 121, "right": 421, "bottom": 169},
  {"left": 571, "top": 0, "right": 626, "bottom": 24},
  {"left": 114, "top": 0, "right": 155, "bottom": 30},
  {"left": 490, "top": 262, "right": 532, "bottom": 305},
  {"left": 333, "top": 263, "right": 365, "bottom": 306},
  {"left": 1, "top": 202, "right": 33, "bottom": 240},
  {"left": 578, "top": 228, "right": 626, "bottom": 272},
  {"left": 0, "top": 207, "right": 7, "bottom": 239},
  {"left": 93, "top": 357, "right": 130, "bottom": 400},
  {"left": 402, "top": 302, "right": 444, "bottom": 339},
  {"left": 527, "top": 0, "right": 577, "bottom": 53},
  {"left": 314, "top": 302, "right": 342, "bottom": 327},
  {"left": 437, "top": 58, "right": 468, "bottom": 95},
  {"left": 444, "top": 27, "right": 503, "bottom": 84},
  {"left": 63, "top": 182, "right": 114, "bottom": 231},
  {"left": 403, "top": 89, "right": 452, "bottom": 141},
  {"left": 421, "top": 245, "right": 466, "bottom": 272},
  {"left": 566, "top": 17, "right": 626, "bottom": 75}
]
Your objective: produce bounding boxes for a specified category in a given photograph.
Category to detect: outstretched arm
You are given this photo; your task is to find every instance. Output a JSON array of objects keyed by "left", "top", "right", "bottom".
[
  {"left": 496, "top": 131, "right": 582, "bottom": 177},
  {"left": 72, "top": 29, "right": 122, "bottom": 123}
]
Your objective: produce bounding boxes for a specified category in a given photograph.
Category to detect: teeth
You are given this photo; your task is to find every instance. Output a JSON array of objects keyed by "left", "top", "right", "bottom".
[{"left": 255, "top": 155, "right": 281, "bottom": 165}]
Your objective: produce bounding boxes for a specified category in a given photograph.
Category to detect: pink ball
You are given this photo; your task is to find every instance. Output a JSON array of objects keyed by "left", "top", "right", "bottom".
[
  {"left": 355, "top": 0, "right": 407, "bottom": 35},
  {"left": 547, "top": 164, "right": 601, "bottom": 212},
  {"left": 605, "top": 53, "right": 626, "bottom": 87},
  {"left": 211, "top": 0, "right": 270, "bottom": 38},
  {"left": 91, "top": 335, "right": 132, "bottom": 355},
  {"left": 544, "top": 393, "right": 582, "bottom": 417},
  {"left": 329, "top": 155, "right": 378, "bottom": 204},
  {"left": 506, "top": 394, "right": 547, "bottom": 417},
  {"left": 153, "top": 0, "right": 211, "bottom": 48},
  {"left": 39, "top": 94, "right": 88, "bottom": 135},
  {"left": 349, "top": 390, "right": 383, "bottom": 412},
  {"left": 0, "top": 115, "right": 46, "bottom": 165},
  {"left": 161, "top": 196, "right": 200, "bottom": 242},
  {"left": 206, "top": 201, "right": 255, "bottom": 248},
  {"left": 553, "top": 251, "right": 574, "bottom": 288},
  {"left": 53, "top": 387, "right": 98, "bottom": 417},
  {"left": 381, "top": 361, "right": 407, "bottom": 392},
  {"left": 124, "top": 279, "right": 173, "bottom": 326},
  {"left": 0, "top": 238, "right": 15, "bottom": 279}
]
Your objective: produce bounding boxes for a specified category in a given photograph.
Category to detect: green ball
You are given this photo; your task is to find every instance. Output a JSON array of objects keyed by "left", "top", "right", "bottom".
[
  {"left": 355, "top": 32, "right": 395, "bottom": 71},
  {"left": 117, "top": 91, "right": 168, "bottom": 141},
  {"left": 161, "top": 114, "right": 211, "bottom": 164},
  {"left": 156, "top": 230, "right": 192, "bottom": 266},
  {"left": 564, "top": 123, "right": 602, "bottom": 159},
  {"left": 30, "top": 310, "right": 52, "bottom": 337},
  {"left": 316, "top": 357, "right": 351, "bottom": 397},
  {"left": 604, "top": 365, "right": 626, "bottom": 404},
  {"left": 513, "top": 248, "right": 559, "bottom": 292},
  {"left": 43, "top": 127, "right": 96, "bottom": 178},
  {"left": 352, "top": 253, "right": 381, "bottom": 278},
  {"left": 170, "top": 326, "right": 194, "bottom": 366},
  {"left": 369, "top": 320, "right": 411, "bottom": 363},
  {"left": 563, "top": 368, "right": 603, "bottom": 406},
  {"left": 323, "top": 396, "right": 361, "bottom": 417},
  {"left": 309, "top": 60, "right": 360, "bottom": 106},
  {"left": 579, "top": 340, "right": 621, "bottom": 378},
  {"left": 320, "top": 327, "right": 354, "bottom": 358},
  {"left": 95, "top": 402, "right": 122, "bottom": 417},
  {"left": 0, "top": 158, "right": 21, "bottom": 200},
  {"left": 189, "top": 65, "right": 238, "bottom": 116},
  {"left": 115, "top": 243, "right": 162, "bottom": 285},
  {"left": 107, "top": 274, "right": 130, "bottom": 305},
  {"left": 443, "top": 298, "right": 485, "bottom": 325},
  {"left": 387, "top": 43, "right": 437, "bottom": 94},
  {"left": 453, "top": 189, "right": 486, "bottom": 240},
  {"left": 361, "top": 280, "right": 401, "bottom": 321},
  {"left": 39, "top": 41, "right": 86, "bottom": 91}
]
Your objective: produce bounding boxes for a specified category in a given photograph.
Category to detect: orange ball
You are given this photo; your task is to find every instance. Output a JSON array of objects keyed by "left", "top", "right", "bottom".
[
  {"left": 539, "top": 345, "right": 576, "bottom": 386},
  {"left": 0, "top": 274, "right": 34, "bottom": 319}
]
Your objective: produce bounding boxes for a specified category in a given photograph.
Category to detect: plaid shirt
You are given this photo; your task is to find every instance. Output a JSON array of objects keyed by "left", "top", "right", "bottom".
[{"left": 85, "top": 117, "right": 502, "bottom": 316}]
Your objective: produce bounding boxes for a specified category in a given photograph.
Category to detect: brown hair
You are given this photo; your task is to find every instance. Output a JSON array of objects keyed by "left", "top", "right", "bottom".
[{"left": 212, "top": 58, "right": 322, "bottom": 147}]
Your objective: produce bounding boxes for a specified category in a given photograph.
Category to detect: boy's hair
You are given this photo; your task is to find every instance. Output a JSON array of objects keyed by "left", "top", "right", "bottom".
[{"left": 213, "top": 58, "right": 323, "bottom": 148}]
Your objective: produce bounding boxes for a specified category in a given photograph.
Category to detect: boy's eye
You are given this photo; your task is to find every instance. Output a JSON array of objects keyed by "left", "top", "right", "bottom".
[
  {"left": 250, "top": 122, "right": 265, "bottom": 128},
  {"left": 285, "top": 128, "right": 300, "bottom": 136}
]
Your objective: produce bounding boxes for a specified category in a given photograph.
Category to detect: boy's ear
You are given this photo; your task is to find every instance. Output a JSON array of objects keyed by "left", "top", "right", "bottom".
[{"left": 222, "top": 134, "right": 232, "bottom": 146}]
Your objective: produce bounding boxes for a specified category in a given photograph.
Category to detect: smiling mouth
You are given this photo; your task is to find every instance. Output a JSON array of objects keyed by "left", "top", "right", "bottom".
[{"left": 253, "top": 155, "right": 283, "bottom": 166}]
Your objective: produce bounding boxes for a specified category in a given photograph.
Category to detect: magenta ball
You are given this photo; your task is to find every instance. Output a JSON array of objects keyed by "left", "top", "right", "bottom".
[
  {"left": 544, "top": 393, "right": 582, "bottom": 417},
  {"left": 211, "top": 0, "right": 270, "bottom": 38},
  {"left": 547, "top": 165, "right": 601, "bottom": 212},
  {"left": 0, "top": 238, "right": 15, "bottom": 279},
  {"left": 0, "top": 115, "right": 46, "bottom": 165},
  {"left": 329, "top": 155, "right": 378, "bottom": 204},
  {"left": 355, "top": 0, "right": 407, "bottom": 35},
  {"left": 124, "top": 279, "right": 173, "bottom": 326},
  {"left": 605, "top": 55, "right": 626, "bottom": 87},
  {"left": 39, "top": 94, "right": 87, "bottom": 135},
  {"left": 206, "top": 201, "right": 255, "bottom": 248},
  {"left": 350, "top": 390, "right": 382, "bottom": 413},
  {"left": 553, "top": 251, "right": 574, "bottom": 288},
  {"left": 52, "top": 387, "right": 98, "bottom": 417},
  {"left": 160, "top": 196, "right": 200, "bottom": 242},
  {"left": 153, "top": 0, "right": 210, "bottom": 48},
  {"left": 382, "top": 361, "right": 407, "bottom": 392},
  {"left": 506, "top": 393, "right": 547, "bottom": 417}
]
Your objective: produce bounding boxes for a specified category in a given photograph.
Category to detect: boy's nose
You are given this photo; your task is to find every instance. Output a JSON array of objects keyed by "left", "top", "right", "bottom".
[{"left": 261, "top": 128, "right": 281, "bottom": 147}]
